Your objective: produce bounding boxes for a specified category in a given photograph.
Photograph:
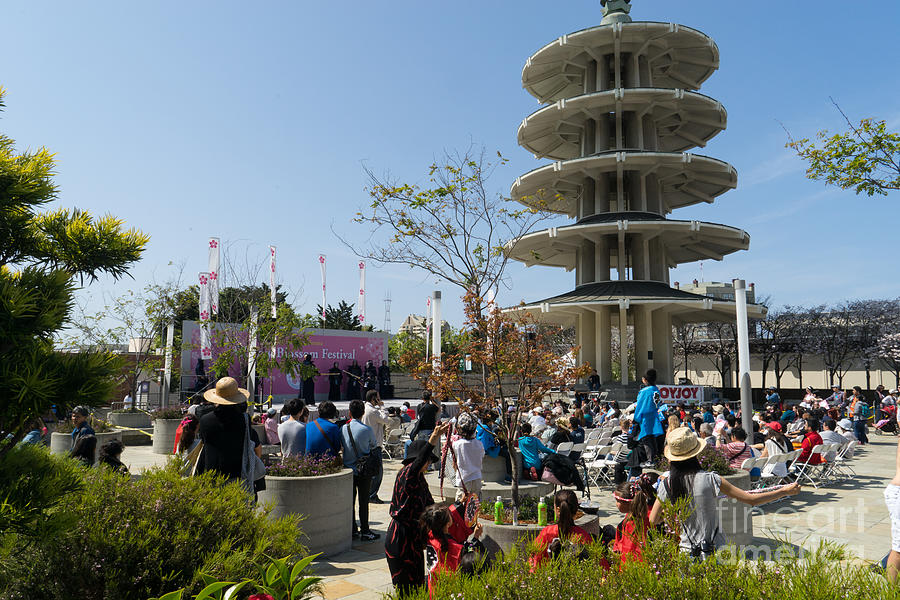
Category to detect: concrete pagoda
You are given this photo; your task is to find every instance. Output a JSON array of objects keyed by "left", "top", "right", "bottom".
[{"left": 507, "top": 0, "right": 764, "bottom": 385}]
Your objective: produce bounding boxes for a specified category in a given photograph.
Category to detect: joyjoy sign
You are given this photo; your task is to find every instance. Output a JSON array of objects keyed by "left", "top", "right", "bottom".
[{"left": 657, "top": 385, "right": 703, "bottom": 403}]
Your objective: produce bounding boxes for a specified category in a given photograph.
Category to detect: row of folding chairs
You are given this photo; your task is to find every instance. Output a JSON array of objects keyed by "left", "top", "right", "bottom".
[{"left": 739, "top": 440, "right": 859, "bottom": 491}]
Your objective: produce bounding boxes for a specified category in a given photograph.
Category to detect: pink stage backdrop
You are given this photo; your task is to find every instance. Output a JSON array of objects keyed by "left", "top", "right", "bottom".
[{"left": 181, "top": 321, "right": 388, "bottom": 398}]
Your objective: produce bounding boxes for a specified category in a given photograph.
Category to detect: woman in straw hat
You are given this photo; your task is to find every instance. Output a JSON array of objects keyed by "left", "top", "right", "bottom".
[
  {"left": 196, "top": 377, "right": 262, "bottom": 493},
  {"left": 649, "top": 427, "right": 800, "bottom": 558}
]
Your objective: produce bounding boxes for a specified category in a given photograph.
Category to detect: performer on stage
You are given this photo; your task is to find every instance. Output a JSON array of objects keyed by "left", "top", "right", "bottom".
[
  {"left": 347, "top": 360, "right": 363, "bottom": 400},
  {"left": 378, "top": 360, "right": 392, "bottom": 399},
  {"left": 328, "top": 362, "right": 343, "bottom": 402},
  {"left": 301, "top": 354, "right": 319, "bottom": 406},
  {"left": 364, "top": 360, "right": 378, "bottom": 393}
]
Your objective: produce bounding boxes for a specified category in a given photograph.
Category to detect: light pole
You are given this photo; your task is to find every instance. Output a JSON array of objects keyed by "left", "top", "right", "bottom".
[{"left": 733, "top": 279, "right": 753, "bottom": 434}]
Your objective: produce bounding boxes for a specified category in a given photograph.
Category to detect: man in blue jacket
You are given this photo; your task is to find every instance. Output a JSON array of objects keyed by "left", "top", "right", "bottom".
[
  {"left": 633, "top": 369, "right": 664, "bottom": 463},
  {"left": 476, "top": 411, "right": 512, "bottom": 482}
]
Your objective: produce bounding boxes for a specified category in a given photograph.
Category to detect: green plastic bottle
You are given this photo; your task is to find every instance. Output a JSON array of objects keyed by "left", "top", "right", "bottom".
[
  {"left": 493, "top": 496, "right": 504, "bottom": 525},
  {"left": 537, "top": 497, "right": 548, "bottom": 527}
]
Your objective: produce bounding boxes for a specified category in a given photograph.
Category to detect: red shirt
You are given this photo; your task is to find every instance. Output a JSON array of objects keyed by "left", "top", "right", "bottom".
[
  {"left": 529, "top": 523, "right": 592, "bottom": 569},
  {"left": 612, "top": 515, "right": 649, "bottom": 564},
  {"left": 406, "top": 408, "right": 416, "bottom": 419},
  {"left": 798, "top": 431, "right": 824, "bottom": 465},
  {"left": 426, "top": 533, "right": 465, "bottom": 576}
]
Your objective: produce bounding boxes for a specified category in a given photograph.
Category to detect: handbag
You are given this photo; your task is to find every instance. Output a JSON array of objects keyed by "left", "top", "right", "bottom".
[
  {"left": 180, "top": 441, "right": 205, "bottom": 477},
  {"left": 244, "top": 415, "right": 267, "bottom": 482},
  {"left": 346, "top": 423, "right": 379, "bottom": 478}
]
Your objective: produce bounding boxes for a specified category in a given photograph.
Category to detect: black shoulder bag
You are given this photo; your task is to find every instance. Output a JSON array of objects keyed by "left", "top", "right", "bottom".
[{"left": 346, "top": 424, "right": 379, "bottom": 478}]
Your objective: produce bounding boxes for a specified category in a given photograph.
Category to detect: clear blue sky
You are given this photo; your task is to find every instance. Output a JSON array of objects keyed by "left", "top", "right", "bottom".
[{"left": 4, "top": 0, "right": 899, "bottom": 330}]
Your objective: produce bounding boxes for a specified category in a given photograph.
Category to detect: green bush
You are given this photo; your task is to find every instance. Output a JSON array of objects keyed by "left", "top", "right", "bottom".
[
  {"left": 0, "top": 443, "right": 83, "bottom": 536},
  {"left": 399, "top": 535, "right": 900, "bottom": 600},
  {"left": 0, "top": 463, "right": 303, "bottom": 600}
]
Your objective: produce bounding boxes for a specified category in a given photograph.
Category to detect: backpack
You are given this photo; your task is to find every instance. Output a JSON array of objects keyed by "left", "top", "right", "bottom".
[{"left": 858, "top": 403, "right": 870, "bottom": 419}]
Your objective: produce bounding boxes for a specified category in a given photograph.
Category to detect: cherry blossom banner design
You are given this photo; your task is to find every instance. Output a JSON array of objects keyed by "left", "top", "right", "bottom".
[
  {"left": 198, "top": 272, "right": 212, "bottom": 360},
  {"left": 269, "top": 245, "right": 277, "bottom": 318},
  {"left": 357, "top": 261, "right": 366, "bottom": 324},
  {"left": 208, "top": 237, "right": 220, "bottom": 315},
  {"left": 318, "top": 254, "right": 327, "bottom": 322}
]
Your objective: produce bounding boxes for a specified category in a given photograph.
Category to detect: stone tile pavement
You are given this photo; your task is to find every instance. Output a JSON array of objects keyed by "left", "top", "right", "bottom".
[{"left": 122, "top": 431, "right": 900, "bottom": 599}]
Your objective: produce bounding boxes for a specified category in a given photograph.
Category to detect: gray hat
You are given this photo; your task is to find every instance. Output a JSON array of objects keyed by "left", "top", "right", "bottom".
[
  {"left": 266, "top": 407, "right": 277, "bottom": 417},
  {"left": 837, "top": 418, "right": 853, "bottom": 431},
  {"left": 72, "top": 406, "right": 90, "bottom": 417},
  {"left": 456, "top": 412, "right": 478, "bottom": 437}
]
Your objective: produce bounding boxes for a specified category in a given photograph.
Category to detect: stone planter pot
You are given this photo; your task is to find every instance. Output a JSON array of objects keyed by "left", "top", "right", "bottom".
[
  {"left": 152, "top": 419, "right": 182, "bottom": 454},
  {"left": 479, "top": 513, "right": 599, "bottom": 557},
  {"left": 257, "top": 468, "right": 354, "bottom": 557},
  {"left": 718, "top": 471, "right": 753, "bottom": 548},
  {"left": 252, "top": 424, "right": 267, "bottom": 444},
  {"left": 108, "top": 411, "right": 151, "bottom": 429},
  {"left": 50, "top": 431, "right": 122, "bottom": 464},
  {"left": 50, "top": 432, "right": 73, "bottom": 456}
]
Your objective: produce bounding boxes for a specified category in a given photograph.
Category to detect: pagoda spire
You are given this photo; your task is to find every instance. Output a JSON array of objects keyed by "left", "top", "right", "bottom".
[{"left": 600, "top": 0, "right": 632, "bottom": 25}]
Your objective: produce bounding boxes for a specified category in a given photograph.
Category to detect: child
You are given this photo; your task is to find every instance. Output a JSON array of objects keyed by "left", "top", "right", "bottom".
[
  {"left": 423, "top": 505, "right": 485, "bottom": 583},
  {"left": 529, "top": 490, "right": 593, "bottom": 568},
  {"left": 611, "top": 474, "right": 658, "bottom": 563}
]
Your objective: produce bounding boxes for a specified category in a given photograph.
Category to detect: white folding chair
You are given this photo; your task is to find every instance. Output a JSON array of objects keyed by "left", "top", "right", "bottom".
[
  {"left": 585, "top": 444, "right": 613, "bottom": 488},
  {"left": 555, "top": 441, "right": 574, "bottom": 456},
  {"left": 791, "top": 444, "right": 828, "bottom": 488},
  {"left": 755, "top": 454, "right": 785, "bottom": 489},
  {"left": 830, "top": 440, "right": 858, "bottom": 480},
  {"left": 384, "top": 428, "right": 405, "bottom": 460}
]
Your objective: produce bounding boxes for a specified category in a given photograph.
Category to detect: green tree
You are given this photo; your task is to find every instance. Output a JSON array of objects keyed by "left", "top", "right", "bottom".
[
  {"left": 0, "top": 86, "right": 148, "bottom": 452},
  {"left": 787, "top": 102, "right": 900, "bottom": 196},
  {"left": 0, "top": 86, "right": 147, "bottom": 538},
  {"left": 316, "top": 300, "right": 362, "bottom": 330}
]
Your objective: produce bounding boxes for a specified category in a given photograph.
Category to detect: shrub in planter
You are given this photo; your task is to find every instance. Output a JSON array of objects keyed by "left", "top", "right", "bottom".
[
  {"left": 0, "top": 463, "right": 303, "bottom": 600},
  {"left": 654, "top": 444, "right": 736, "bottom": 476},
  {"left": 266, "top": 454, "right": 343, "bottom": 477},
  {"left": 150, "top": 407, "right": 186, "bottom": 421}
]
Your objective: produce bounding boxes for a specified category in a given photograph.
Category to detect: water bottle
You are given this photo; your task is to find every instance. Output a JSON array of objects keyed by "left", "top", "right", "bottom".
[
  {"left": 537, "top": 497, "right": 548, "bottom": 526},
  {"left": 493, "top": 496, "right": 504, "bottom": 525}
]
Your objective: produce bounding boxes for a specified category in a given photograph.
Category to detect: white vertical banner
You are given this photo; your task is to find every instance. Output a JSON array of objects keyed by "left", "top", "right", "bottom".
[
  {"left": 357, "top": 261, "right": 366, "bottom": 324},
  {"left": 208, "top": 237, "right": 220, "bottom": 315},
  {"left": 269, "top": 246, "right": 277, "bottom": 318},
  {"left": 425, "top": 296, "right": 432, "bottom": 357},
  {"left": 318, "top": 254, "right": 327, "bottom": 323},
  {"left": 199, "top": 272, "right": 212, "bottom": 360}
]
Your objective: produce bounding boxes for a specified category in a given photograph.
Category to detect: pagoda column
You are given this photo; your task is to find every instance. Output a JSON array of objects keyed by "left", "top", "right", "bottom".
[
  {"left": 634, "top": 305, "right": 654, "bottom": 376},
  {"left": 578, "top": 310, "right": 597, "bottom": 374},
  {"left": 598, "top": 306, "right": 612, "bottom": 383},
  {"left": 652, "top": 310, "right": 674, "bottom": 384},
  {"left": 618, "top": 301, "right": 629, "bottom": 384}
]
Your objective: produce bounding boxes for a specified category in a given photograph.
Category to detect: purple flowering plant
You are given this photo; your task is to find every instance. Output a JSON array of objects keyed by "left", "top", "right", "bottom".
[{"left": 267, "top": 454, "right": 343, "bottom": 477}]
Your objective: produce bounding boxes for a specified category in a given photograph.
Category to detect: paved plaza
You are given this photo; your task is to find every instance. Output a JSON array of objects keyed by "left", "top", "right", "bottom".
[{"left": 121, "top": 431, "right": 898, "bottom": 599}]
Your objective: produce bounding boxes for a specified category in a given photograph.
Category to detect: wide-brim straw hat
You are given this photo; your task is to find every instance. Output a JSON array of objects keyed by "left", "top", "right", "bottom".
[
  {"left": 203, "top": 377, "right": 250, "bottom": 405},
  {"left": 664, "top": 426, "right": 707, "bottom": 462}
]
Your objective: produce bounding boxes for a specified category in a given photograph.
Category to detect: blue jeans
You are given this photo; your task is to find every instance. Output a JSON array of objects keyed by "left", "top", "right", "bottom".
[
  {"left": 855, "top": 419, "right": 869, "bottom": 444},
  {"left": 368, "top": 447, "right": 384, "bottom": 499}
]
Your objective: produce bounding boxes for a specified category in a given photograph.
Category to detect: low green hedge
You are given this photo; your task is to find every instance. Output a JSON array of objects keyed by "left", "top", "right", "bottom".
[
  {"left": 403, "top": 536, "right": 900, "bottom": 600},
  {"left": 0, "top": 460, "right": 303, "bottom": 600}
]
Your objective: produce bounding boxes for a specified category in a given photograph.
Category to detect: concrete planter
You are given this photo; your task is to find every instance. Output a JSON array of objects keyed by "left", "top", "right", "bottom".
[
  {"left": 50, "top": 431, "right": 122, "bottom": 464},
  {"left": 718, "top": 471, "right": 753, "bottom": 548},
  {"left": 152, "top": 418, "right": 181, "bottom": 454},
  {"left": 257, "top": 468, "right": 354, "bottom": 557},
  {"left": 252, "top": 424, "right": 267, "bottom": 444},
  {"left": 108, "top": 411, "right": 151, "bottom": 429},
  {"left": 50, "top": 432, "right": 73, "bottom": 456},
  {"left": 479, "top": 513, "right": 599, "bottom": 557}
]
